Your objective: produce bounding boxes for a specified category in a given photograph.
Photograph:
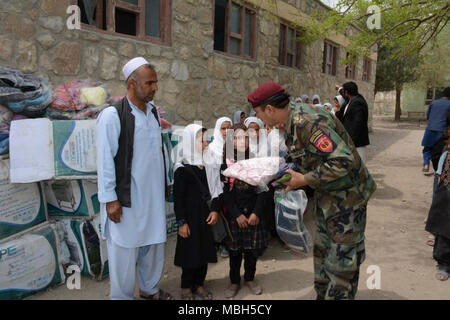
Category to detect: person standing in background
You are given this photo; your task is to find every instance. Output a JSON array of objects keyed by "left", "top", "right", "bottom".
[
  {"left": 335, "top": 82, "right": 370, "bottom": 163},
  {"left": 421, "top": 87, "right": 450, "bottom": 175}
]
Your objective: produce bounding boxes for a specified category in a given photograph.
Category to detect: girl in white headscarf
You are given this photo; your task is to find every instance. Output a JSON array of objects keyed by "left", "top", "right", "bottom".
[
  {"left": 333, "top": 95, "right": 346, "bottom": 115},
  {"left": 243, "top": 117, "right": 268, "bottom": 158},
  {"left": 173, "top": 124, "right": 221, "bottom": 300},
  {"left": 205, "top": 118, "right": 233, "bottom": 257},
  {"left": 233, "top": 110, "right": 245, "bottom": 125},
  {"left": 323, "top": 102, "right": 333, "bottom": 112},
  {"left": 312, "top": 94, "right": 321, "bottom": 105},
  {"left": 207, "top": 117, "right": 233, "bottom": 165}
]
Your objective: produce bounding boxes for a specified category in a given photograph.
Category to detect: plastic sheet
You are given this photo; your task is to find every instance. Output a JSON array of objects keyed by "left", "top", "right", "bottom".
[{"left": 274, "top": 189, "right": 312, "bottom": 254}]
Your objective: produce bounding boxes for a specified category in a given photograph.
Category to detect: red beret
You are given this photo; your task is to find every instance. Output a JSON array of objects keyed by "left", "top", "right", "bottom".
[{"left": 247, "top": 82, "right": 285, "bottom": 108}]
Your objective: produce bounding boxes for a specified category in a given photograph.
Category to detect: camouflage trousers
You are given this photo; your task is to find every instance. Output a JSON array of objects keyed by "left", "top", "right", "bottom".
[{"left": 313, "top": 200, "right": 367, "bottom": 300}]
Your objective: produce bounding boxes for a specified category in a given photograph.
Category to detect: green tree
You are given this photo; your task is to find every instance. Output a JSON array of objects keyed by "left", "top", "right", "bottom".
[
  {"left": 415, "top": 25, "right": 450, "bottom": 89},
  {"left": 301, "top": 0, "right": 450, "bottom": 61},
  {"left": 375, "top": 45, "right": 421, "bottom": 120}
]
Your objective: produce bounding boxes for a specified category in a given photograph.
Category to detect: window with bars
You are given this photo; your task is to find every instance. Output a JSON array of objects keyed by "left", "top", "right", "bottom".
[
  {"left": 323, "top": 41, "right": 338, "bottom": 76},
  {"left": 362, "top": 58, "right": 372, "bottom": 82},
  {"left": 279, "top": 23, "right": 302, "bottom": 68},
  {"left": 214, "top": 0, "right": 257, "bottom": 59},
  {"left": 345, "top": 52, "right": 356, "bottom": 80},
  {"left": 75, "top": 0, "right": 171, "bottom": 45}
]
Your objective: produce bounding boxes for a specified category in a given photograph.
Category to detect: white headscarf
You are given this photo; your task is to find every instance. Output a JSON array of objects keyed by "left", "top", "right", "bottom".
[
  {"left": 178, "top": 124, "right": 204, "bottom": 167},
  {"left": 323, "top": 102, "right": 333, "bottom": 111},
  {"left": 207, "top": 117, "right": 232, "bottom": 164},
  {"left": 335, "top": 95, "right": 346, "bottom": 108},
  {"left": 233, "top": 110, "right": 244, "bottom": 124},
  {"left": 243, "top": 116, "right": 264, "bottom": 129},
  {"left": 176, "top": 124, "right": 224, "bottom": 200},
  {"left": 243, "top": 117, "right": 269, "bottom": 157},
  {"left": 312, "top": 94, "right": 321, "bottom": 105}
]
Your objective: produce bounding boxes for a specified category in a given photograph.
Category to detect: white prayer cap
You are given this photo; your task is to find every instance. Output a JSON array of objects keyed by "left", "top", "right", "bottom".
[{"left": 122, "top": 57, "right": 150, "bottom": 80}]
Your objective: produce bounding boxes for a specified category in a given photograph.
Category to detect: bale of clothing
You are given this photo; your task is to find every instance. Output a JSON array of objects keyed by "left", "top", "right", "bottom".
[
  {"left": 46, "top": 80, "right": 111, "bottom": 120},
  {"left": 0, "top": 67, "right": 53, "bottom": 118}
]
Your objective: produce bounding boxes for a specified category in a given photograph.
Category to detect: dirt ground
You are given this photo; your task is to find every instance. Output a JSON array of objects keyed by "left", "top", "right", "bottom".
[{"left": 29, "top": 116, "right": 449, "bottom": 300}]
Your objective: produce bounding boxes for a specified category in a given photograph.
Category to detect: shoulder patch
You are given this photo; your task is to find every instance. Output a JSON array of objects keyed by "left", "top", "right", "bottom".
[{"left": 309, "top": 129, "right": 334, "bottom": 153}]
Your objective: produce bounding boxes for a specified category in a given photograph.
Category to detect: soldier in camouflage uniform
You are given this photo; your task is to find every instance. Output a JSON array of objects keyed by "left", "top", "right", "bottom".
[{"left": 247, "top": 82, "right": 376, "bottom": 300}]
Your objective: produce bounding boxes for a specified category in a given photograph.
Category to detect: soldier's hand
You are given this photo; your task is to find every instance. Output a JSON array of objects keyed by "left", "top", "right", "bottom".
[
  {"left": 248, "top": 213, "right": 259, "bottom": 226},
  {"left": 106, "top": 200, "right": 123, "bottom": 224},
  {"left": 283, "top": 169, "right": 308, "bottom": 193},
  {"left": 236, "top": 214, "right": 249, "bottom": 229}
]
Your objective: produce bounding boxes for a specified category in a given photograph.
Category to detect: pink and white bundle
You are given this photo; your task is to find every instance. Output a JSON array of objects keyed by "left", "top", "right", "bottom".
[{"left": 222, "top": 157, "right": 283, "bottom": 188}]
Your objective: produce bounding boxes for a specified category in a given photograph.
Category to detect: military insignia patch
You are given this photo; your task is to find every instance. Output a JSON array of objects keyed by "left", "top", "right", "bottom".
[{"left": 309, "top": 129, "right": 334, "bottom": 153}]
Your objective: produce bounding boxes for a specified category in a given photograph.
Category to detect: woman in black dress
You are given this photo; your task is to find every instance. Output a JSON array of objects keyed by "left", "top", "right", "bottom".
[
  {"left": 173, "top": 124, "right": 220, "bottom": 300},
  {"left": 221, "top": 124, "right": 269, "bottom": 298}
]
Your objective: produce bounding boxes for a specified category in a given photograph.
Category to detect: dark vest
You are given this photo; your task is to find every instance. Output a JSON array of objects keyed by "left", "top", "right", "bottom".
[
  {"left": 113, "top": 98, "right": 135, "bottom": 208},
  {"left": 113, "top": 97, "right": 167, "bottom": 208}
]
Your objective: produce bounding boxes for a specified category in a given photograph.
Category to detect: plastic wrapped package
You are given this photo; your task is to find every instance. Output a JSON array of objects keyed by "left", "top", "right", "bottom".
[
  {"left": 0, "top": 67, "right": 53, "bottom": 118},
  {"left": 47, "top": 81, "right": 110, "bottom": 120},
  {"left": 274, "top": 189, "right": 312, "bottom": 254},
  {"left": 222, "top": 157, "right": 283, "bottom": 189}
]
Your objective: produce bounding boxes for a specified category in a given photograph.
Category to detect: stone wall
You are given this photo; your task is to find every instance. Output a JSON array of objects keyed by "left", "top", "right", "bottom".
[{"left": 0, "top": 0, "right": 377, "bottom": 128}]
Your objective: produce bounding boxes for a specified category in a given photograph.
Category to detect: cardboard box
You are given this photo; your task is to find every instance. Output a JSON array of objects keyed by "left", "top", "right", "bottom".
[
  {"left": 43, "top": 180, "right": 100, "bottom": 218},
  {"left": 0, "top": 223, "right": 65, "bottom": 300},
  {"left": 56, "top": 216, "right": 108, "bottom": 280},
  {"left": 9, "top": 119, "right": 97, "bottom": 183},
  {"left": 0, "top": 159, "right": 47, "bottom": 241}
]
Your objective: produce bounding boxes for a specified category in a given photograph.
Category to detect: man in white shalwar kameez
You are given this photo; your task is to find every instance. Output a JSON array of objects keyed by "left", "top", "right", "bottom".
[{"left": 96, "top": 57, "right": 173, "bottom": 300}]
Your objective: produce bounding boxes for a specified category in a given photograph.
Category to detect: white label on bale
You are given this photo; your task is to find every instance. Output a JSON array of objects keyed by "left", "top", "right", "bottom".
[
  {"left": 0, "top": 182, "right": 41, "bottom": 225},
  {"left": 57, "top": 121, "right": 97, "bottom": 173},
  {"left": 0, "top": 234, "right": 56, "bottom": 291},
  {"left": 0, "top": 160, "right": 41, "bottom": 225}
]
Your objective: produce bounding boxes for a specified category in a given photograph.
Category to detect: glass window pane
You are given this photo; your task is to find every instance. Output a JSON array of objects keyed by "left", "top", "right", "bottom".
[
  {"left": 296, "top": 42, "right": 301, "bottom": 67},
  {"left": 145, "top": 0, "right": 161, "bottom": 38},
  {"left": 230, "top": 3, "right": 241, "bottom": 34},
  {"left": 121, "top": 0, "right": 139, "bottom": 5},
  {"left": 115, "top": 8, "right": 137, "bottom": 36},
  {"left": 279, "top": 25, "right": 286, "bottom": 64},
  {"left": 287, "top": 28, "right": 294, "bottom": 51},
  {"left": 230, "top": 37, "right": 241, "bottom": 56},
  {"left": 244, "top": 12, "right": 252, "bottom": 56},
  {"left": 79, "top": 0, "right": 97, "bottom": 26},
  {"left": 287, "top": 54, "right": 293, "bottom": 67},
  {"left": 214, "top": 0, "right": 227, "bottom": 52}
]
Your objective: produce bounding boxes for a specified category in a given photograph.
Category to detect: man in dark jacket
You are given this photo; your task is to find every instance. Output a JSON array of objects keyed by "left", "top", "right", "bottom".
[
  {"left": 421, "top": 87, "right": 450, "bottom": 175},
  {"left": 335, "top": 82, "right": 370, "bottom": 162}
]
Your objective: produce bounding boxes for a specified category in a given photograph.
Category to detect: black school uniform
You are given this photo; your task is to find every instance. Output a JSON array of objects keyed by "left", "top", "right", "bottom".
[
  {"left": 173, "top": 164, "right": 220, "bottom": 289},
  {"left": 220, "top": 163, "right": 269, "bottom": 284}
]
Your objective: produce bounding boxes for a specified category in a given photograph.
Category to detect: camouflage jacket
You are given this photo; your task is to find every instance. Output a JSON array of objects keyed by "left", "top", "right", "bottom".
[{"left": 286, "top": 102, "right": 376, "bottom": 207}]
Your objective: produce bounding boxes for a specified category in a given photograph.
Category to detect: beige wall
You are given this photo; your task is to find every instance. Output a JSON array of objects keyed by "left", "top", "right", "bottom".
[{"left": 0, "top": 0, "right": 377, "bottom": 128}]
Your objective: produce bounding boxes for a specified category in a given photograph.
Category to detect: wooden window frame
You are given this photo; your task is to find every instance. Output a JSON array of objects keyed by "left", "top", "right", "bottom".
[
  {"left": 323, "top": 41, "right": 338, "bottom": 76},
  {"left": 279, "top": 22, "right": 302, "bottom": 69},
  {"left": 73, "top": 0, "right": 172, "bottom": 46},
  {"left": 345, "top": 52, "right": 356, "bottom": 80},
  {"left": 213, "top": 0, "right": 257, "bottom": 61},
  {"left": 362, "top": 58, "right": 372, "bottom": 82}
]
